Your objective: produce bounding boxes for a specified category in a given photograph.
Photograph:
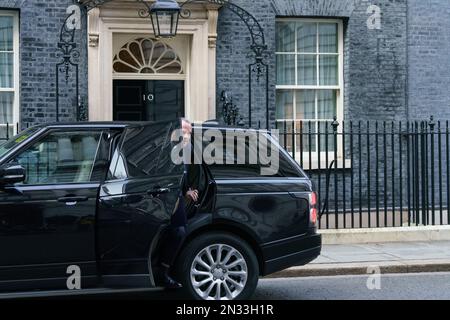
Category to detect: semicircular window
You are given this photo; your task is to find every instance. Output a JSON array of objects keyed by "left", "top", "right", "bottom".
[{"left": 113, "top": 38, "right": 183, "bottom": 74}]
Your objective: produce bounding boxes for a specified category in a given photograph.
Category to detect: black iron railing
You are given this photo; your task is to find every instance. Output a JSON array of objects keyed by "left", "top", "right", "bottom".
[
  {"left": 276, "top": 117, "right": 450, "bottom": 229},
  {"left": 0, "top": 123, "right": 21, "bottom": 142}
]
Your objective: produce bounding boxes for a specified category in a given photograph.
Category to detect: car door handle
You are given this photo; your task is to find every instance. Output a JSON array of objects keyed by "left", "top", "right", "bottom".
[
  {"left": 58, "top": 196, "right": 89, "bottom": 205},
  {"left": 147, "top": 188, "right": 171, "bottom": 196}
]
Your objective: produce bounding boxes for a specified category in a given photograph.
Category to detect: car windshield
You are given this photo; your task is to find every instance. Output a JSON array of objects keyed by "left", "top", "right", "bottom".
[{"left": 0, "top": 127, "right": 41, "bottom": 159}]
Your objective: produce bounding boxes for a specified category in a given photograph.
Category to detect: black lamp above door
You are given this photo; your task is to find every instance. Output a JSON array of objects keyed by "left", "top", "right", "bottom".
[{"left": 149, "top": 0, "right": 181, "bottom": 38}]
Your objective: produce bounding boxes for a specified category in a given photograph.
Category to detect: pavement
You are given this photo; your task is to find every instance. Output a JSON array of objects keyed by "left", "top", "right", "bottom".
[{"left": 267, "top": 240, "right": 450, "bottom": 278}]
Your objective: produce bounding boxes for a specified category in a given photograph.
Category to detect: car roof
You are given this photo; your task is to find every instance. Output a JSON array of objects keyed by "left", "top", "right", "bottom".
[
  {"left": 26, "top": 120, "right": 269, "bottom": 133},
  {"left": 193, "top": 123, "right": 269, "bottom": 133},
  {"left": 28, "top": 121, "right": 158, "bottom": 130}
]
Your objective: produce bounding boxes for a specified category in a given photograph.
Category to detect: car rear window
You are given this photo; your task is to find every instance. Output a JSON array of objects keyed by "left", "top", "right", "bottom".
[{"left": 198, "top": 128, "right": 305, "bottom": 179}]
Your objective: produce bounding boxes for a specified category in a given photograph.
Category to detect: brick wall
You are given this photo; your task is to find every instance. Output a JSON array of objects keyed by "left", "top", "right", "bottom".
[
  {"left": 216, "top": 0, "right": 276, "bottom": 129},
  {"left": 407, "top": 0, "right": 450, "bottom": 120},
  {"left": 0, "top": 0, "right": 88, "bottom": 128}
]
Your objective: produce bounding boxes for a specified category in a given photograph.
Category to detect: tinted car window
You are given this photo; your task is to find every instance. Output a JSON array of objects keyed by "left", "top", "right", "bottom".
[
  {"left": 108, "top": 121, "right": 183, "bottom": 180},
  {"left": 9, "top": 131, "right": 102, "bottom": 185},
  {"left": 202, "top": 129, "right": 304, "bottom": 179},
  {"left": 270, "top": 134, "right": 306, "bottom": 177}
]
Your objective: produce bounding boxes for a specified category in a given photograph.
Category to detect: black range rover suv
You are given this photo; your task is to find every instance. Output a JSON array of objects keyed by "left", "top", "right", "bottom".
[{"left": 0, "top": 120, "right": 321, "bottom": 300}]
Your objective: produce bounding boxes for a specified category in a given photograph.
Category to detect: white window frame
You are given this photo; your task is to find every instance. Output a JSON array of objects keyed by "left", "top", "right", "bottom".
[
  {"left": 0, "top": 10, "right": 19, "bottom": 135},
  {"left": 275, "top": 18, "right": 346, "bottom": 170}
]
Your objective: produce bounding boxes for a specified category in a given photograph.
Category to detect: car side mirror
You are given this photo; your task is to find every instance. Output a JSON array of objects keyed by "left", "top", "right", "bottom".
[{"left": 0, "top": 164, "right": 26, "bottom": 185}]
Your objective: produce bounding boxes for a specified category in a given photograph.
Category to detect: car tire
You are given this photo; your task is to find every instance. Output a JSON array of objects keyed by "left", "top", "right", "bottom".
[{"left": 176, "top": 232, "right": 259, "bottom": 300}]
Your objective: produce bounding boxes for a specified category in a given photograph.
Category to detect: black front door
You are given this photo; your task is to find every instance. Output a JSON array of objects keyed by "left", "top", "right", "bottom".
[{"left": 113, "top": 80, "right": 185, "bottom": 122}]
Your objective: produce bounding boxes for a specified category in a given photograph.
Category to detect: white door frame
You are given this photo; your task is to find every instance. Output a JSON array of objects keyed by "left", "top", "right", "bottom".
[{"left": 88, "top": 9, "right": 213, "bottom": 123}]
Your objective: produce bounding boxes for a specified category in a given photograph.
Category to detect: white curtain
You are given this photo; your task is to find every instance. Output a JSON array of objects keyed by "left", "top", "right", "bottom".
[
  {"left": 0, "top": 16, "right": 14, "bottom": 135},
  {"left": 319, "top": 23, "right": 338, "bottom": 86},
  {"left": 297, "top": 23, "right": 316, "bottom": 53},
  {"left": 0, "top": 16, "right": 13, "bottom": 89},
  {"left": 276, "top": 90, "right": 293, "bottom": 119},
  {"left": 276, "top": 22, "right": 295, "bottom": 52},
  {"left": 296, "top": 90, "right": 315, "bottom": 120},
  {"left": 275, "top": 22, "right": 295, "bottom": 86},
  {"left": 318, "top": 90, "right": 336, "bottom": 120},
  {"left": 319, "top": 23, "right": 338, "bottom": 53},
  {"left": 0, "top": 92, "right": 13, "bottom": 123},
  {"left": 298, "top": 55, "right": 316, "bottom": 85},
  {"left": 276, "top": 54, "right": 295, "bottom": 85},
  {"left": 297, "top": 23, "right": 317, "bottom": 86},
  {"left": 319, "top": 56, "right": 338, "bottom": 85}
]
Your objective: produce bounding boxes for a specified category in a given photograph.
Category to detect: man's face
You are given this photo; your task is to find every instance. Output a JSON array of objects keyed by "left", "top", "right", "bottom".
[{"left": 182, "top": 120, "right": 192, "bottom": 147}]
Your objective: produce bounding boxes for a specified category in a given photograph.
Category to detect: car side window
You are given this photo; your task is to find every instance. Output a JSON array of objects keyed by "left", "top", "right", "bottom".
[
  {"left": 9, "top": 131, "right": 102, "bottom": 185},
  {"left": 205, "top": 130, "right": 304, "bottom": 179},
  {"left": 203, "top": 131, "right": 265, "bottom": 179},
  {"left": 107, "top": 121, "right": 183, "bottom": 180}
]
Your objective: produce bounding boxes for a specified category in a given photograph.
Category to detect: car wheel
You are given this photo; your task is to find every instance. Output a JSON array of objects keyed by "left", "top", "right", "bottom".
[{"left": 176, "top": 232, "right": 259, "bottom": 300}]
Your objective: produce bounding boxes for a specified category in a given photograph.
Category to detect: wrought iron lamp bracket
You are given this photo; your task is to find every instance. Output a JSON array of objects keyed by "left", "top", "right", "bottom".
[
  {"left": 179, "top": 0, "right": 269, "bottom": 78},
  {"left": 57, "top": 6, "right": 82, "bottom": 83}
]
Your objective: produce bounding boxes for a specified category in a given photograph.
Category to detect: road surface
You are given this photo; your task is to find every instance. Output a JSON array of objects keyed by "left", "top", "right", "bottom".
[{"left": 28, "top": 272, "right": 450, "bottom": 300}]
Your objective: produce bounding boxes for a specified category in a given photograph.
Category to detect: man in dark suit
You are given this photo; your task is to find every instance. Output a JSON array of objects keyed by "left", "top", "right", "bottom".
[{"left": 159, "top": 119, "right": 200, "bottom": 289}]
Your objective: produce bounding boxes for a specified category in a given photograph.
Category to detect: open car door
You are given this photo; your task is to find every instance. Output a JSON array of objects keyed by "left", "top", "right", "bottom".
[{"left": 97, "top": 120, "right": 185, "bottom": 287}]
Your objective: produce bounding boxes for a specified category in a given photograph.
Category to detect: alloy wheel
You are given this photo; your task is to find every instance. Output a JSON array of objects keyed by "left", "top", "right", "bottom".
[{"left": 190, "top": 244, "right": 248, "bottom": 300}]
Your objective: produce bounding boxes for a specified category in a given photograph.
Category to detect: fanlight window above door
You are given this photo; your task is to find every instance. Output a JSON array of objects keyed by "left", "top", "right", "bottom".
[{"left": 113, "top": 38, "right": 183, "bottom": 74}]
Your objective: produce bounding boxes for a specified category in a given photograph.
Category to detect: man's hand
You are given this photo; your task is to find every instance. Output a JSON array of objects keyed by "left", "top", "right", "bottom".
[{"left": 186, "top": 188, "right": 199, "bottom": 202}]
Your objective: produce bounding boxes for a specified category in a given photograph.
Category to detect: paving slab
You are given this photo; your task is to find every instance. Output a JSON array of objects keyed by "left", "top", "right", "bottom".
[{"left": 265, "top": 241, "right": 450, "bottom": 278}]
